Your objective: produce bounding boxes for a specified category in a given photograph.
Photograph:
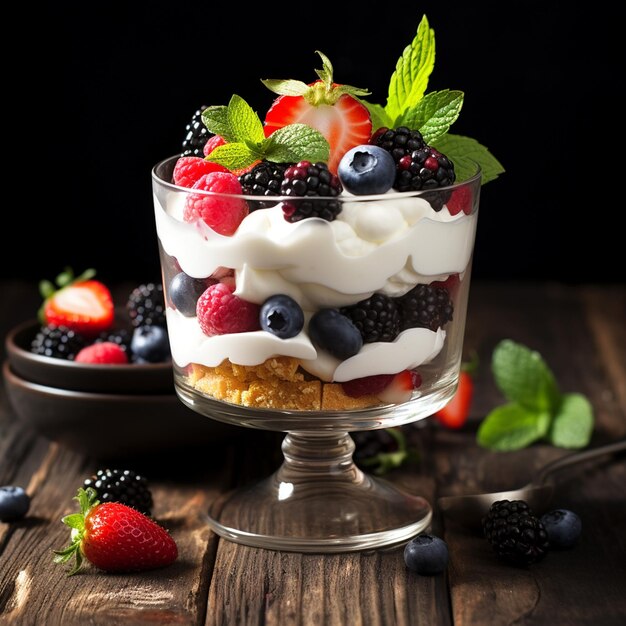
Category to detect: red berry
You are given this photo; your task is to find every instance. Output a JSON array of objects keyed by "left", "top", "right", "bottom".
[
  {"left": 435, "top": 371, "right": 474, "bottom": 429},
  {"left": 446, "top": 186, "right": 473, "bottom": 216},
  {"left": 378, "top": 370, "right": 422, "bottom": 404},
  {"left": 196, "top": 283, "right": 260, "bottom": 336},
  {"left": 424, "top": 156, "right": 439, "bottom": 171},
  {"left": 44, "top": 280, "right": 115, "bottom": 337},
  {"left": 398, "top": 155, "right": 412, "bottom": 170},
  {"left": 54, "top": 488, "right": 177, "bottom": 575},
  {"left": 203, "top": 134, "right": 226, "bottom": 156},
  {"left": 430, "top": 274, "right": 461, "bottom": 297},
  {"left": 75, "top": 342, "right": 128, "bottom": 364},
  {"left": 173, "top": 156, "right": 228, "bottom": 188},
  {"left": 183, "top": 172, "right": 248, "bottom": 235},
  {"left": 342, "top": 374, "right": 394, "bottom": 398}
]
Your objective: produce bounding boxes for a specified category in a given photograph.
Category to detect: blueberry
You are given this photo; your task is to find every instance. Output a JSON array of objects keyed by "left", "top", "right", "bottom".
[
  {"left": 169, "top": 272, "right": 208, "bottom": 317},
  {"left": 131, "top": 325, "right": 170, "bottom": 363},
  {"left": 338, "top": 145, "right": 396, "bottom": 195},
  {"left": 404, "top": 534, "right": 449, "bottom": 575},
  {"left": 540, "top": 509, "right": 582, "bottom": 549},
  {"left": 309, "top": 309, "right": 363, "bottom": 360},
  {"left": 260, "top": 295, "right": 304, "bottom": 339},
  {"left": 0, "top": 486, "right": 30, "bottom": 522}
]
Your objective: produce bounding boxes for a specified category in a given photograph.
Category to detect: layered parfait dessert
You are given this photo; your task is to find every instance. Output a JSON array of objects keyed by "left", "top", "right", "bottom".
[{"left": 153, "top": 19, "right": 501, "bottom": 414}]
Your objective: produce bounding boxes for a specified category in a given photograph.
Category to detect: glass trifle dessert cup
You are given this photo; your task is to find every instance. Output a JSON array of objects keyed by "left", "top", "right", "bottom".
[
  {"left": 153, "top": 156, "right": 480, "bottom": 551},
  {"left": 151, "top": 16, "right": 501, "bottom": 551}
]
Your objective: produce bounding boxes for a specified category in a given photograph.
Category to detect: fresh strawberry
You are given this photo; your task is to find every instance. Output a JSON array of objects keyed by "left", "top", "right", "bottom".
[
  {"left": 262, "top": 52, "right": 372, "bottom": 173},
  {"left": 75, "top": 342, "right": 128, "bottom": 365},
  {"left": 378, "top": 370, "right": 422, "bottom": 404},
  {"left": 435, "top": 370, "right": 474, "bottom": 429},
  {"left": 54, "top": 488, "right": 177, "bottom": 575},
  {"left": 41, "top": 269, "right": 114, "bottom": 337}
]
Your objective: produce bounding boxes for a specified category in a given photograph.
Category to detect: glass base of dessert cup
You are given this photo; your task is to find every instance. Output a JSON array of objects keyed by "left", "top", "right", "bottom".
[{"left": 175, "top": 376, "right": 458, "bottom": 553}]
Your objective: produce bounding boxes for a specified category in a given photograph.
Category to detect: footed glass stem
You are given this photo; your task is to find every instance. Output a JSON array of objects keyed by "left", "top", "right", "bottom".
[{"left": 207, "top": 431, "right": 432, "bottom": 552}]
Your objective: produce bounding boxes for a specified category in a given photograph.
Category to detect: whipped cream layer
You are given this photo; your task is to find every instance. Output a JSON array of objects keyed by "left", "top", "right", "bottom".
[{"left": 155, "top": 190, "right": 475, "bottom": 379}]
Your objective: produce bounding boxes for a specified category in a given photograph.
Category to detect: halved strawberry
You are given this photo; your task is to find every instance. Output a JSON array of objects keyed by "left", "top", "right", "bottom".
[
  {"left": 42, "top": 272, "right": 114, "bottom": 337},
  {"left": 262, "top": 52, "right": 372, "bottom": 174},
  {"left": 378, "top": 370, "right": 422, "bottom": 404},
  {"left": 435, "top": 370, "right": 474, "bottom": 429}
]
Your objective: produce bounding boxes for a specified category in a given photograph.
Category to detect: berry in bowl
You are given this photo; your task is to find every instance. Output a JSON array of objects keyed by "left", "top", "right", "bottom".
[{"left": 6, "top": 271, "right": 173, "bottom": 394}]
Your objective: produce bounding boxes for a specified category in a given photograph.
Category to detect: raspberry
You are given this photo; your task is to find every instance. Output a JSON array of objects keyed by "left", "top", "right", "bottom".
[
  {"left": 203, "top": 134, "right": 226, "bottom": 157},
  {"left": 196, "top": 283, "right": 261, "bottom": 336},
  {"left": 183, "top": 172, "right": 249, "bottom": 236},
  {"left": 342, "top": 374, "right": 394, "bottom": 398},
  {"left": 75, "top": 342, "right": 129, "bottom": 364},
  {"left": 173, "top": 156, "right": 228, "bottom": 188}
]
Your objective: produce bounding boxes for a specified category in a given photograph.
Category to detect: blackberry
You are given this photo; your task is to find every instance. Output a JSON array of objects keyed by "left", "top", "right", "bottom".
[
  {"left": 371, "top": 126, "right": 426, "bottom": 162},
  {"left": 127, "top": 283, "right": 166, "bottom": 328},
  {"left": 280, "top": 161, "right": 342, "bottom": 222},
  {"left": 483, "top": 500, "right": 550, "bottom": 566},
  {"left": 398, "top": 284, "right": 453, "bottom": 332},
  {"left": 181, "top": 106, "right": 210, "bottom": 156},
  {"left": 353, "top": 429, "right": 398, "bottom": 464},
  {"left": 372, "top": 126, "right": 455, "bottom": 210},
  {"left": 239, "top": 161, "right": 291, "bottom": 211},
  {"left": 97, "top": 328, "right": 132, "bottom": 354},
  {"left": 31, "top": 325, "right": 87, "bottom": 360},
  {"left": 83, "top": 469, "right": 153, "bottom": 515},
  {"left": 341, "top": 293, "right": 401, "bottom": 343}
]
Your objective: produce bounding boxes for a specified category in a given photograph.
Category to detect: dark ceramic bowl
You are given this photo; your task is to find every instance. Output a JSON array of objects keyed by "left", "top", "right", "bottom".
[
  {"left": 5, "top": 320, "right": 174, "bottom": 394},
  {"left": 3, "top": 362, "right": 239, "bottom": 458}
]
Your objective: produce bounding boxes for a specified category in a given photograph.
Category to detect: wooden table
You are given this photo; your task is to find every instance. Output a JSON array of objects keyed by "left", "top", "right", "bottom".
[{"left": 1, "top": 281, "right": 625, "bottom": 626}]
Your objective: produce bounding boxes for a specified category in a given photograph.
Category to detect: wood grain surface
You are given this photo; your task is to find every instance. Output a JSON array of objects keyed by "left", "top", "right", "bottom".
[{"left": 1, "top": 281, "right": 625, "bottom": 626}]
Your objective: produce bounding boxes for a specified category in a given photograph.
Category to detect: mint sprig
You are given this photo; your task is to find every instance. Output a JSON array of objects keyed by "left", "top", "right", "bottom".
[
  {"left": 202, "top": 94, "right": 329, "bottom": 170},
  {"left": 362, "top": 14, "right": 504, "bottom": 184},
  {"left": 478, "top": 340, "right": 594, "bottom": 451}
]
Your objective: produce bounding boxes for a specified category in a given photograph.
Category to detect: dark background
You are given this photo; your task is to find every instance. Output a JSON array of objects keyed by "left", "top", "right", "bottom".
[{"left": 5, "top": 2, "right": 620, "bottom": 286}]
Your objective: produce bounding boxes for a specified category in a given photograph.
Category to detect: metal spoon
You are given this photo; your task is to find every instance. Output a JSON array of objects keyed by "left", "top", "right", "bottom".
[{"left": 438, "top": 439, "right": 626, "bottom": 530}]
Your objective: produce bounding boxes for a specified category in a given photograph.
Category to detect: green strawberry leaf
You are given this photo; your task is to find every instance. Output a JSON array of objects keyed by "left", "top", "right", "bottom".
[
  {"left": 205, "top": 142, "right": 258, "bottom": 170},
  {"left": 432, "top": 134, "right": 505, "bottom": 184},
  {"left": 385, "top": 14, "right": 435, "bottom": 122},
  {"left": 55, "top": 267, "right": 74, "bottom": 288},
  {"left": 400, "top": 89, "right": 464, "bottom": 143},
  {"left": 492, "top": 340, "right": 561, "bottom": 413},
  {"left": 39, "top": 280, "right": 56, "bottom": 299},
  {"left": 227, "top": 94, "right": 265, "bottom": 144},
  {"left": 260, "top": 78, "right": 310, "bottom": 96},
  {"left": 314, "top": 50, "right": 334, "bottom": 88},
  {"left": 61, "top": 513, "right": 85, "bottom": 531},
  {"left": 264, "top": 124, "right": 330, "bottom": 164},
  {"left": 550, "top": 393, "right": 594, "bottom": 449},
  {"left": 477, "top": 403, "right": 551, "bottom": 451},
  {"left": 361, "top": 101, "right": 393, "bottom": 132}
]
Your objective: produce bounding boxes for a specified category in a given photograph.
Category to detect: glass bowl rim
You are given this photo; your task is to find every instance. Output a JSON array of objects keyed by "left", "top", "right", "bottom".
[{"left": 152, "top": 155, "right": 481, "bottom": 202}]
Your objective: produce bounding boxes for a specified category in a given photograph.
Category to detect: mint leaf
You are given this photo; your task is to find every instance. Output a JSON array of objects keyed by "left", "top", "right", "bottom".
[
  {"left": 400, "top": 89, "right": 464, "bottom": 143},
  {"left": 385, "top": 14, "right": 435, "bottom": 123},
  {"left": 202, "top": 105, "right": 236, "bottom": 142},
  {"left": 432, "top": 134, "right": 505, "bottom": 184},
  {"left": 550, "top": 393, "right": 594, "bottom": 449},
  {"left": 361, "top": 101, "right": 393, "bottom": 132},
  {"left": 205, "top": 142, "right": 257, "bottom": 170},
  {"left": 478, "top": 403, "right": 551, "bottom": 451},
  {"left": 264, "top": 124, "right": 329, "bottom": 163},
  {"left": 492, "top": 340, "right": 561, "bottom": 413},
  {"left": 227, "top": 94, "right": 265, "bottom": 144}
]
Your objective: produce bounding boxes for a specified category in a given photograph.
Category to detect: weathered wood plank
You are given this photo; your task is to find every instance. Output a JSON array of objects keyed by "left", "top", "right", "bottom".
[{"left": 439, "top": 282, "right": 626, "bottom": 626}]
